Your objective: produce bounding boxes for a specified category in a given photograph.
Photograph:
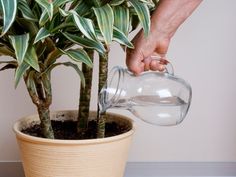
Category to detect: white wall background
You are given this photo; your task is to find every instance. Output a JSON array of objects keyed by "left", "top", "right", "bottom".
[{"left": 1, "top": 0, "right": 236, "bottom": 162}]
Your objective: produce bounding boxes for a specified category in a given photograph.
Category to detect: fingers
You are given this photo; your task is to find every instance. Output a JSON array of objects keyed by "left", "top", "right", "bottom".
[
  {"left": 150, "top": 59, "right": 166, "bottom": 71},
  {"left": 126, "top": 29, "right": 171, "bottom": 75},
  {"left": 126, "top": 48, "right": 144, "bottom": 75}
]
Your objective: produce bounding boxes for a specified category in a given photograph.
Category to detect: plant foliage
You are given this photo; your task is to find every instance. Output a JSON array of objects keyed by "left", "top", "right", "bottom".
[{"left": 0, "top": 0, "right": 158, "bottom": 138}]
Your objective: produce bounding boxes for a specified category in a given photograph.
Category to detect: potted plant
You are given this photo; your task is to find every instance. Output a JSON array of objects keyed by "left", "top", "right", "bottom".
[{"left": 0, "top": 0, "right": 157, "bottom": 177}]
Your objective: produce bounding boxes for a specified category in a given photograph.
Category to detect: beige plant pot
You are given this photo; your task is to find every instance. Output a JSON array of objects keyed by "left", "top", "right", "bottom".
[{"left": 13, "top": 110, "right": 135, "bottom": 177}]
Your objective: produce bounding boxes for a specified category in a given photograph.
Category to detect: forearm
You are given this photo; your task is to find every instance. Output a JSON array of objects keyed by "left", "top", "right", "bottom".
[{"left": 151, "top": 0, "right": 202, "bottom": 39}]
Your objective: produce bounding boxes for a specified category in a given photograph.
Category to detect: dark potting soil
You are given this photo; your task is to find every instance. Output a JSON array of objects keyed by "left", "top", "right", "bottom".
[{"left": 21, "top": 120, "right": 131, "bottom": 140}]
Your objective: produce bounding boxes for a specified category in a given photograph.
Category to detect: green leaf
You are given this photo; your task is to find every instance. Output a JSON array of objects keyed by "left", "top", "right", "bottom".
[
  {"left": 113, "top": 6, "right": 129, "bottom": 36},
  {"left": 60, "top": 48, "right": 93, "bottom": 67},
  {"left": 71, "top": 11, "right": 97, "bottom": 41},
  {"left": 93, "top": 4, "right": 114, "bottom": 45},
  {"left": 129, "top": 0, "right": 151, "bottom": 37},
  {"left": 24, "top": 46, "right": 40, "bottom": 72},
  {"left": 9, "top": 33, "right": 29, "bottom": 64},
  {"left": 0, "top": 0, "right": 17, "bottom": 36},
  {"left": 62, "top": 32, "right": 106, "bottom": 55},
  {"left": 113, "top": 27, "right": 134, "bottom": 49},
  {"left": 18, "top": 0, "right": 38, "bottom": 22},
  {"left": 35, "top": 0, "right": 53, "bottom": 20},
  {"left": 110, "top": 0, "right": 125, "bottom": 6},
  {"left": 15, "top": 61, "right": 30, "bottom": 88},
  {"left": 39, "top": 10, "right": 49, "bottom": 26},
  {"left": 34, "top": 27, "right": 51, "bottom": 44}
]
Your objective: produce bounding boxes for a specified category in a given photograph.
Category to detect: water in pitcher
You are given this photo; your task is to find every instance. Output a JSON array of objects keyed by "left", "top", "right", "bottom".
[{"left": 113, "top": 95, "right": 189, "bottom": 126}]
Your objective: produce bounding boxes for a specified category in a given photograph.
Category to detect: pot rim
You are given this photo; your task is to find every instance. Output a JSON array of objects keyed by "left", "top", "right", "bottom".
[{"left": 13, "top": 110, "right": 135, "bottom": 145}]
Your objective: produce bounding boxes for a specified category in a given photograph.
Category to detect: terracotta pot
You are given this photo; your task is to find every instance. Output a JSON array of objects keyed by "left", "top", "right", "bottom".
[{"left": 13, "top": 110, "right": 135, "bottom": 177}]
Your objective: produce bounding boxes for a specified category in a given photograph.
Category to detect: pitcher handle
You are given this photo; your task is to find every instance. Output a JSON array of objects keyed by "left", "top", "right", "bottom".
[{"left": 151, "top": 55, "right": 174, "bottom": 75}]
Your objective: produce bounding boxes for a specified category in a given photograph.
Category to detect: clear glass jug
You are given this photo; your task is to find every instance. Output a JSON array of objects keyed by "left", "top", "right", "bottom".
[{"left": 99, "top": 58, "right": 192, "bottom": 126}]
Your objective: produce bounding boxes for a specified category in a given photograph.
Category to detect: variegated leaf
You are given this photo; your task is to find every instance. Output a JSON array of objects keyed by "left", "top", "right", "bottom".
[
  {"left": 110, "top": 0, "right": 125, "bottom": 6},
  {"left": 113, "top": 27, "right": 134, "bottom": 49},
  {"left": 62, "top": 32, "right": 106, "bottom": 55},
  {"left": 24, "top": 46, "right": 40, "bottom": 72},
  {"left": 15, "top": 61, "right": 30, "bottom": 88},
  {"left": 73, "top": 0, "right": 91, "bottom": 16},
  {"left": 9, "top": 33, "right": 29, "bottom": 64},
  {"left": 0, "top": 0, "right": 17, "bottom": 36},
  {"left": 18, "top": 0, "right": 38, "bottom": 22},
  {"left": 71, "top": 11, "right": 97, "bottom": 41},
  {"left": 39, "top": 10, "right": 49, "bottom": 26},
  {"left": 34, "top": 27, "right": 51, "bottom": 44},
  {"left": 60, "top": 48, "right": 93, "bottom": 67},
  {"left": 53, "top": 0, "right": 73, "bottom": 7},
  {"left": 93, "top": 4, "right": 114, "bottom": 45},
  {"left": 35, "top": 0, "right": 53, "bottom": 20},
  {"left": 113, "top": 6, "right": 129, "bottom": 36},
  {"left": 129, "top": 0, "right": 151, "bottom": 37}
]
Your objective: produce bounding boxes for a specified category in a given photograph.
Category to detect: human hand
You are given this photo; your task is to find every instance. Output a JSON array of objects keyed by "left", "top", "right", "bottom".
[
  {"left": 126, "top": 29, "right": 170, "bottom": 75},
  {"left": 126, "top": 0, "right": 202, "bottom": 75}
]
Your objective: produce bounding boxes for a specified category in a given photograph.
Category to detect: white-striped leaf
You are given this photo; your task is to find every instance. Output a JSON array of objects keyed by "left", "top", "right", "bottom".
[
  {"left": 15, "top": 61, "right": 30, "bottom": 88},
  {"left": 39, "top": 10, "right": 49, "bottom": 26},
  {"left": 129, "top": 0, "right": 151, "bottom": 37},
  {"left": 93, "top": 4, "right": 114, "bottom": 45},
  {"left": 9, "top": 33, "right": 29, "bottom": 64},
  {"left": 60, "top": 49, "right": 93, "bottom": 68},
  {"left": 62, "top": 32, "right": 106, "bottom": 55},
  {"left": 71, "top": 11, "right": 97, "bottom": 41},
  {"left": 35, "top": 0, "right": 53, "bottom": 20},
  {"left": 0, "top": 0, "right": 17, "bottom": 36},
  {"left": 113, "top": 6, "right": 129, "bottom": 36},
  {"left": 53, "top": 0, "right": 73, "bottom": 7},
  {"left": 110, "top": 0, "right": 125, "bottom": 6},
  {"left": 113, "top": 27, "right": 134, "bottom": 49},
  {"left": 24, "top": 46, "right": 40, "bottom": 72},
  {"left": 18, "top": 0, "right": 38, "bottom": 22},
  {"left": 140, "top": 0, "right": 155, "bottom": 7},
  {"left": 59, "top": 8, "right": 69, "bottom": 17},
  {"left": 34, "top": 27, "right": 51, "bottom": 44}
]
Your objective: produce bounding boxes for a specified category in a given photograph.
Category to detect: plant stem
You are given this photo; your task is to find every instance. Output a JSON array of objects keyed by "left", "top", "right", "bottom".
[
  {"left": 37, "top": 106, "right": 54, "bottom": 139},
  {"left": 24, "top": 71, "right": 54, "bottom": 139},
  {"left": 97, "top": 53, "right": 108, "bottom": 138},
  {"left": 77, "top": 49, "right": 94, "bottom": 135}
]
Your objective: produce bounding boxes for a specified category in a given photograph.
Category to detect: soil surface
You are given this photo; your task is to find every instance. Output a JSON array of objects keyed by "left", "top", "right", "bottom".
[{"left": 21, "top": 120, "right": 131, "bottom": 140}]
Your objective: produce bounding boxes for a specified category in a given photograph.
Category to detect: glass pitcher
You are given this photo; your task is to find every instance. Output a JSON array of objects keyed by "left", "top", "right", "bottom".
[{"left": 99, "top": 58, "right": 192, "bottom": 126}]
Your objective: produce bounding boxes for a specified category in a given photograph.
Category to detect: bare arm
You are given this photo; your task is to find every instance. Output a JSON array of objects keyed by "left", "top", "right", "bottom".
[{"left": 126, "top": 0, "right": 202, "bottom": 75}]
